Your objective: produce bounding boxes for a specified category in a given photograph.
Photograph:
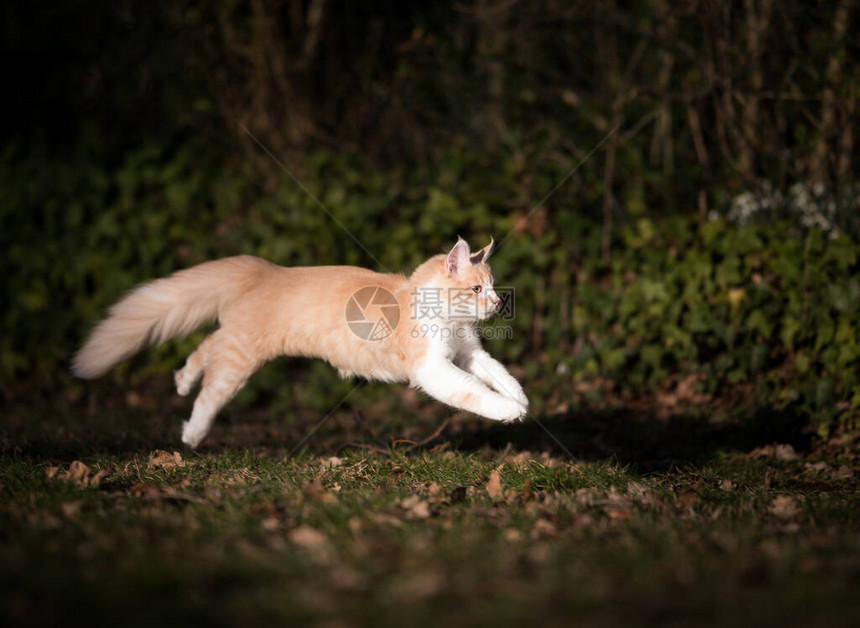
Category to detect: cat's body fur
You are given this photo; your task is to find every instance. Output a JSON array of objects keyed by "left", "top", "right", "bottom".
[{"left": 73, "top": 239, "right": 528, "bottom": 447}]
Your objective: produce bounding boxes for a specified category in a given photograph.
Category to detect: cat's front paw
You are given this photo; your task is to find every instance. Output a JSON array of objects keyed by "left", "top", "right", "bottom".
[
  {"left": 512, "top": 388, "right": 529, "bottom": 411},
  {"left": 489, "top": 397, "right": 528, "bottom": 423}
]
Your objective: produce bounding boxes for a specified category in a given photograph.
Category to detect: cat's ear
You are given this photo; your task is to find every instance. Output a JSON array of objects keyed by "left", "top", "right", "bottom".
[
  {"left": 445, "top": 238, "right": 471, "bottom": 275},
  {"left": 470, "top": 236, "right": 494, "bottom": 264}
]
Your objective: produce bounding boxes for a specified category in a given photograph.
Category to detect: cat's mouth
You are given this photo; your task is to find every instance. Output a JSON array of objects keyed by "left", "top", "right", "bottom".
[{"left": 479, "top": 303, "right": 500, "bottom": 320}]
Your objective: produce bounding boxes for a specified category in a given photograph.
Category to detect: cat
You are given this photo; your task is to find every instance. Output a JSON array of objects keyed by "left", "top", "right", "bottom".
[{"left": 72, "top": 237, "right": 529, "bottom": 447}]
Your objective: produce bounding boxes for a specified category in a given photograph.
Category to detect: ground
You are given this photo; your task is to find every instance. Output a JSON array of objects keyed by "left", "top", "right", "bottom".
[{"left": 1, "top": 387, "right": 859, "bottom": 627}]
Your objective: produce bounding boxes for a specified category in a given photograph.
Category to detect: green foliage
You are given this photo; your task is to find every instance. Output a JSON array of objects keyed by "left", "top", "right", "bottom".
[
  {"left": 2, "top": 142, "right": 859, "bottom": 429},
  {"left": 565, "top": 217, "right": 860, "bottom": 419}
]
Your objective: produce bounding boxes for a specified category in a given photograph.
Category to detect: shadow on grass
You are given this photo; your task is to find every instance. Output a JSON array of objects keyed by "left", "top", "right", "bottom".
[
  {"left": 443, "top": 405, "right": 814, "bottom": 471},
  {"left": 3, "top": 389, "right": 814, "bottom": 470}
]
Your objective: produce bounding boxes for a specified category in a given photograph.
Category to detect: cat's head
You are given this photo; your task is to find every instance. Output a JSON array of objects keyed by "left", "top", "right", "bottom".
[{"left": 410, "top": 238, "right": 502, "bottom": 322}]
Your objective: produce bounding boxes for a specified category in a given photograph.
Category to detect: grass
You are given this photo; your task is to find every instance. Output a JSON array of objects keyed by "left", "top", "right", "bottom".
[{"left": 1, "top": 386, "right": 859, "bottom": 627}]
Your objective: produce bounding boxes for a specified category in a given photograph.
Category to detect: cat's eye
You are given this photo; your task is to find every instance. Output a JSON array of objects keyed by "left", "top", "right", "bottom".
[{"left": 472, "top": 285, "right": 482, "bottom": 293}]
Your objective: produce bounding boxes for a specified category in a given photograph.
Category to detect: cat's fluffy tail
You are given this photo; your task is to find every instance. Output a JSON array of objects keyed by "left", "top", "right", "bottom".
[{"left": 72, "top": 256, "right": 267, "bottom": 379}]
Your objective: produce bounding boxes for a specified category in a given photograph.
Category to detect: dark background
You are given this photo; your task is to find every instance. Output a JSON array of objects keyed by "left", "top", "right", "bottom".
[{"left": 2, "top": 1, "right": 859, "bottom": 438}]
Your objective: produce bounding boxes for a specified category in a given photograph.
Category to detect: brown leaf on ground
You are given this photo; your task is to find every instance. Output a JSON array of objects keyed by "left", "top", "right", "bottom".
[
  {"left": 260, "top": 517, "right": 281, "bottom": 532},
  {"left": 831, "top": 465, "right": 854, "bottom": 480},
  {"left": 90, "top": 468, "right": 111, "bottom": 486},
  {"left": 399, "top": 495, "right": 431, "bottom": 519},
  {"left": 130, "top": 483, "right": 204, "bottom": 503},
  {"left": 53, "top": 461, "right": 111, "bottom": 487},
  {"left": 530, "top": 518, "right": 558, "bottom": 539},
  {"left": 608, "top": 509, "right": 632, "bottom": 521},
  {"left": 130, "top": 483, "right": 165, "bottom": 498},
  {"left": 677, "top": 489, "right": 699, "bottom": 510},
  {"left": 626, "top": 481, "right": 663, "bottom": 509},
  {"left": 522, "top": 478, "right": 534, "bottom": 502},
  {"left": 769, "top": 495, "right": 800, "bottom": 518},
  {"left": 486, "top": 468, "right": 503, "bottom": 500},
  {"left": 321, "top": 456, "right": 345, "bottom": 469},
  {"left": 368, "top": 512, "right": 404, "bottom": 527},
  {"left": 61, "top": 500, "right": 83, "bottom": 518},
  {"left": 61, "top": 461, "right": 91, "bottom": 485},
  {"left": 392, "top": 570, "right": 445, "bottom": 601},
  {"left": 302, "top": 479, "right": 339, "bottom": 504},
  {"left": 774, "top": 444, "right": 799, "bottom": 460},
  {"left": 804, "top": 462, "right": 828, "bottom": 474},
  {"left": 148, "top": 450, "right": 187, "bottom": 470},
  {"left": 749, "top": 444, "right": 798, "bottom": 461},
  {"left": 655, "top": 374, "right": 711, "bottom": 419},
  {"left": 505, "top": 528, "right": 523, "bottom": 542},
  {"left": 425, "top": 481, "right": 442, "bottom": 497},
  {"left": 575, "top": 487, "right": 599, "bottom": 507},
  {"left": 288, "top": 525, "right": 332, "bottom": 562}
]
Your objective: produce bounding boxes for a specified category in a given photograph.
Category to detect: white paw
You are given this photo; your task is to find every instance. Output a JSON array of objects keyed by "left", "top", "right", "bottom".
[
  {"left": 181, "top": 421, "right": 207, "bottom": 448},
  {"left": 487, "top": 397, "right": 528, "bottom": 423},
  {"left": 174, "top": 369, "right": 191, "bottom": 397},
  {"left": 512, "top": 388, "right": 529, "bottom": 410}
]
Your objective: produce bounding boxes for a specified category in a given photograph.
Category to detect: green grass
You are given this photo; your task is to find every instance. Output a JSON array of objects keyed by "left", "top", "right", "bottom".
[{"left": 1, "top": 397, "right": 859, "bottom": 627}]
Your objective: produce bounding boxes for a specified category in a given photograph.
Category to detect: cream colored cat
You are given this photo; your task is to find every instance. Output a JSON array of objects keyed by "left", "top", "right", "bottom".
[{"left": 72, "top": 238, "right": 528, "bottom": 447}]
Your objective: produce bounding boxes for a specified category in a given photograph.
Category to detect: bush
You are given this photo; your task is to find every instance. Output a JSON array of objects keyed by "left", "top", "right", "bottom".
[{"left": 2, "top": 141, "right": 859, "bottom": 434}]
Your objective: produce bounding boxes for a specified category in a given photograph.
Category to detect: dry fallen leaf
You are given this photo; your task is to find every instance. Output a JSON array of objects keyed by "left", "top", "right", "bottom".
[
  {"left": 399, "top": 495, "right": 431, "bottom": 519},
  {"left": 89, "top": 468, "right": 111, "bottom": 486},
  {"left": 260, "top": 517, "right": 281, "bottom": 532},
  {"left": 302, "top": 479, "right": 338, "bottom": 504},
  {"left": 774, "top": 444, "right": 799, "bottom": 461},
  {"left": 769, "top": 495, "right": 799, "bottom": 519},
  {"left": 607, "top": 509, "right": 632, "bottom": 521},
  {"left": 804, "top": 462, "right": 828, "bottom": 474},
  {"left": 130, "top": 483, "right": 165, "bottom": 498},
  {"left": 393, "top": 570, "right": 445, "bottom": 601},
  {"left": 575, "top": 487, "right": 599, "bottom": 507},
  {"left": 129, "top": 483, "right": 203, "bottom": 503},
  {"left": 61, "top": 461, "right": 91, "bottom": 485},
  {"left": 530, "top": 518, "right": 557, "bottom": 539},
  {"left": 677, "top": 490, "right": 699, "bottom": 510},
  {"left": 368, "top": 512, "right": 404, "bottom": 527},
  {"left": 148, "top": 450, "right": 186, "bottom": 470},
  {"left": 425, "top": 481, "right": 442, "bottom": 497},
  {"left": 521, "top": 478, "right": 533, "bottom": 502},
  {"left": 52, "top": 461, "right": 111, "bottom": 487},
  {"left": 61, "top": 500, "right": 83, "bottom": 518},
  {"left": 486, "top": 468, "right": 503, "bottom": 500},
  {"left": 504, "top": 528, "right": 523, "bottom": 542},
  {"left": 288, "top": 525, "right": 332, "bottom": 562},
  {"left": 321, "top": 456, "right": 345, "bottom": 469},
  {"left": 831, "top": 465, "right": 854, "bottom": 480},
  {"left": 748, "top": 444, "right": 798, "bottom": 461}
]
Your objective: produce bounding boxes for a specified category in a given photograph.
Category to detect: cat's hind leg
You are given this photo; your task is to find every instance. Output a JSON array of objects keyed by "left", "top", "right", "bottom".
[
  {"left": 174, "top": 333, "right": 216, "bottom": 397},
  {"left": 180, "top": 335, "right": 259, "bottom": 448}
]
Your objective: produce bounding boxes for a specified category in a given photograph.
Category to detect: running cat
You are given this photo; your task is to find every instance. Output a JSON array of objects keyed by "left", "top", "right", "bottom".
[{"left": 72, "top": 238, "right": 528, "bottom": 447}]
